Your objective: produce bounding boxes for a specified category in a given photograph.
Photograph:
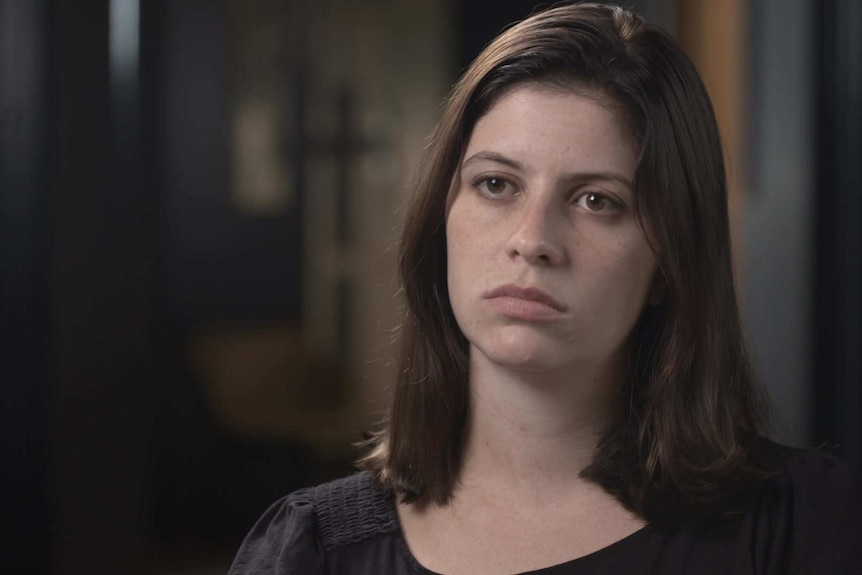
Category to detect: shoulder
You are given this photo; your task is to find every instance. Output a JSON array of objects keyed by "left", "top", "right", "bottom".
[
  {"left": 308, "top": 469, "right": 402, "bottom": 549},
  {"left": 764, "top": 441, "right": 861, "bottom": 515},
  {"left": 773, "top": 443, "right": 860, "bottom": 490},
  {"left": 229, "top": 471, "right": 401, "bottom": 575},
  {"left": 759, "top": 441, "right": 862, "bottom": 573}
]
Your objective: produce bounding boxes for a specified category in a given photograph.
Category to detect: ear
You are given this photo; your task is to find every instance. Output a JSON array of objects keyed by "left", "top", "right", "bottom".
[{"left": 647, "top": 271, "right": 668, "bottom": 307}]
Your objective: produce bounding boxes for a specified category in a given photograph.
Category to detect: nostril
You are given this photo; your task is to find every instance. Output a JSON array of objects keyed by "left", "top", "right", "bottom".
[{"left": 509, "top": 240, "right": 560, "bottom": 266}]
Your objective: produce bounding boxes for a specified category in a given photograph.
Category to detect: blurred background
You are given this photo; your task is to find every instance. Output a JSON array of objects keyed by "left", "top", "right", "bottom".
[{"left": 1, "top": 0, "right": 859, "bottom": 572}]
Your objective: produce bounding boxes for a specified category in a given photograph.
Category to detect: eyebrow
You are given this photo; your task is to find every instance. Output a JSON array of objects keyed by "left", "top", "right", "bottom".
[{"left": 461, "top": 150, "right": 634, "bottom": 190}]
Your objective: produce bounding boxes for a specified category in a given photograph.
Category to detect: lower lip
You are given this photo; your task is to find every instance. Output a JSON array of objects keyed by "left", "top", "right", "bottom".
[{"left": 485, "top": 296, "right": 565, "bottom": 321}]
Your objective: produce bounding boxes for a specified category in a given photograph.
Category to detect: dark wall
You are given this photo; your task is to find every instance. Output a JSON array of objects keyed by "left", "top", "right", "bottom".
[
  {"left": 814, "top": 0, "right": 862, "bottom": 466},
  {"left": 51, "top": 0, "right": 156, "bottom": 571},
  {"left": 0, "top": 0, "right": 52, "bottom": 571},
  {"left": 455, "top": 0, "right": 546, "bottom": 73},
  {"left": 4, "top": 0, "right": 310, "bottom": 571}
]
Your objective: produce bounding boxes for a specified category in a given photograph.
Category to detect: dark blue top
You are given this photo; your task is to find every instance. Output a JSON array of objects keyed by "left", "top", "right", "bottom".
[{"left": 229, "top": 445, "right": 862, "bottom": 574}]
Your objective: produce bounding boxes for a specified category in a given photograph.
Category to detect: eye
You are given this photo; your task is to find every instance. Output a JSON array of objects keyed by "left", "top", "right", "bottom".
[
  {"left": 474, "top": 176, "right": 516, "bottom": 198},
  {"left": 575, "top": 191, "right": 621, "bottom": 213}
]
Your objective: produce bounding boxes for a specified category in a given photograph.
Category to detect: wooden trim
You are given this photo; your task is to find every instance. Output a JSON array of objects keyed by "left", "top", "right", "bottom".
[{"left": 675, "top": 0, "right": 748, "bottom": 270}]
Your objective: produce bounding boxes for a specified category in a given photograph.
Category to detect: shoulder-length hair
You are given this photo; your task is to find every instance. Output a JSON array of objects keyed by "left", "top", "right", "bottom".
[{"left": 360, "top": 2, "right": 773, "bottom": 526}]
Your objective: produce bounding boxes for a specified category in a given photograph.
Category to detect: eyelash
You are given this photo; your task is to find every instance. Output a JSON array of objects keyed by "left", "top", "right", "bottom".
[{"left": 471, "top": 175, "right": 623, "bottom": 213}]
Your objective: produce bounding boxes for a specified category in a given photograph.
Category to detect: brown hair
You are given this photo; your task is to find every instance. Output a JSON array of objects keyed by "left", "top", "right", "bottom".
[{"left": 360, "top": 2, "right": 773, "bottom": 526}]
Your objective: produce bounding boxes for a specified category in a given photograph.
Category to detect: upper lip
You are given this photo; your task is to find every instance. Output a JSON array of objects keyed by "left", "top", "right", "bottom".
[{"left": 485, "top": 284, "right": 568, "bottom": 312}]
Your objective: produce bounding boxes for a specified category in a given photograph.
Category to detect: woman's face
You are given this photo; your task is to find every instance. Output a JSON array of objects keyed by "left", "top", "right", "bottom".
[{"left": 446, "top": 84, "right": 658, "bottom": 374}]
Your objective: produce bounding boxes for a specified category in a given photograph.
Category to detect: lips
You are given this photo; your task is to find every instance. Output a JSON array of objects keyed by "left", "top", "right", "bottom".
[{"left": 484, "top": 284, "right": 568, "bottom": 313}]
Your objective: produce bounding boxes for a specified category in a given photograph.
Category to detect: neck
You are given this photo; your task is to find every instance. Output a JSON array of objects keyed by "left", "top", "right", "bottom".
[{"left": 458, "top": 348, "right": 626, "bottom": 498}]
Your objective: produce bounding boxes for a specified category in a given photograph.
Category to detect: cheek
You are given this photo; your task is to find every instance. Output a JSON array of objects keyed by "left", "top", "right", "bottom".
[
  {"left": 445, "top": 199, "right": 497, "bottom": 331},
  {"left": 445, "top": 209, "right": 473, "bottom": 303},
  {"left": 577, "top": 232, "right": 657, "bottom": 309},
  {"left": 445, "top": 195, "right": 493, "bottom": 273},
  {"left": 614, "top": 245, "right": 657, "bottom": 314}
]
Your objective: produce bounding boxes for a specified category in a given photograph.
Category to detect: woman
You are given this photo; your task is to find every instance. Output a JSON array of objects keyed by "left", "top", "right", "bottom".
[{"left": 231, "top": 3, "right": 861, "bottom": 574}]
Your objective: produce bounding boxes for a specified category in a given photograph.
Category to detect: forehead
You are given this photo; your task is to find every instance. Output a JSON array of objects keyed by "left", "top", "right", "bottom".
[{"left": 463, "top": 84, "right": 638, "bottom": 178}]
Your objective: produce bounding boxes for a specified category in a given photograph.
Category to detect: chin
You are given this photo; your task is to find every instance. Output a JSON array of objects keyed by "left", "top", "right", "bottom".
[{"left": 472, "top": 331, "right": 570, "bottom": 373}]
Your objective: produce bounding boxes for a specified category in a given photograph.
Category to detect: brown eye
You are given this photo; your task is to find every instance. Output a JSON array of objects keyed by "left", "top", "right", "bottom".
[
  {"left": 476, "top": 176, "right": 513, "bottom": 197},
  {"left": 486, "top": 178, "right": 506, "bottom": 193},
  {"left": 575, "top": 192, "right": 620, "bottom": 213},
  {"left": 587, "top": 194, "right": 605, "bottom": 210}
]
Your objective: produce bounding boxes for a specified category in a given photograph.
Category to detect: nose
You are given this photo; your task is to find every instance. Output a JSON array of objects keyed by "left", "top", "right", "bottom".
[{"left": 505, "top": 198, "right": 566, "bottom": 267}]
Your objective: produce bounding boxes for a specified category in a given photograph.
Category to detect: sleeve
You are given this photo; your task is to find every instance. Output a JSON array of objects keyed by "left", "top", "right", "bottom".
[
  {"left": 229, "top": 492, "right": 325, "bottom": 575},
  {"left": 785, "top": 450, "right": 862, "bottom": 574}
]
